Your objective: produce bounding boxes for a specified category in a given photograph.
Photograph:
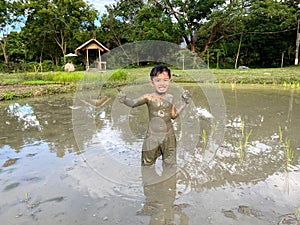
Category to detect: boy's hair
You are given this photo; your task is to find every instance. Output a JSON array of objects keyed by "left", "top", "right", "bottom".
[{"left": 150, "top": 65, "right": 171, "bottom": 80}]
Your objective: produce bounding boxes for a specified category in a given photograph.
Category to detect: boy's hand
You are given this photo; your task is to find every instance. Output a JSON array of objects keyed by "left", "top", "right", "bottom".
[
  {"left": 117, "top": 87, "right": 126, "bottom": 103},
  {"left": 181, "top": 90, "right": 191, "bottom": 104}
]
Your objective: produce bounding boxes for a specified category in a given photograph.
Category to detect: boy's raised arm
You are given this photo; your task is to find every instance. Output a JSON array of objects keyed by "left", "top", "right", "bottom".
[
  {"left": 171, "top": 90, "right": 191, "bottom": 119},
  {"left": 117, "top": 87, "right": 147, "bottom": 108}
]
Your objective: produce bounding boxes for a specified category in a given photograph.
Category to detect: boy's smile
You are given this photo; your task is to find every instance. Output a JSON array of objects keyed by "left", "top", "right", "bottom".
[{"left": 151, "top": 71, "right": 171, "bottom": 94}]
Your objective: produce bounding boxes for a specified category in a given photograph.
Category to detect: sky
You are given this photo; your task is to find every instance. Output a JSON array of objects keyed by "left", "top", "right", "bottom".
[{"left": 89, "top": 0, "right": 113, "bottom": 13}]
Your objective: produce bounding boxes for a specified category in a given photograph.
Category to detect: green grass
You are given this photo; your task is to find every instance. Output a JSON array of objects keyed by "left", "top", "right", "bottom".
[
  {"left": 210, "top": 67, "right": 300, "bottom": 85},
  {"left": 119, "top": 66, "right": 300, "bottom": 86},
  {"left": 0, "top": 71, "right": 84, "bottom": 84},
  {"left": 0, "top": 66, "right": 299, "bottom": 101},
  {"left": 21, "top": 80, "right": 58, "bottom": 85},
  {"left": 1, "top": 66, "right": 300, "bottom": 85}
]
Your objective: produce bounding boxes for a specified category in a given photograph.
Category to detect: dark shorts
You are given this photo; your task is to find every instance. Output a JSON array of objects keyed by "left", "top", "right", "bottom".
[{"left": 141, "top": 132, "right": 176, "bottom": 166}]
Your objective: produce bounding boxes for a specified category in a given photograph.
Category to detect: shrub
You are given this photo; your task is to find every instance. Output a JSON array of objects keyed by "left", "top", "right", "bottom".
[
  {"left": 42, "top": 60, "right": 55, "bottom": 71},
  {"left": 108, "top": 69, "right": 128, "bottom": 82}
]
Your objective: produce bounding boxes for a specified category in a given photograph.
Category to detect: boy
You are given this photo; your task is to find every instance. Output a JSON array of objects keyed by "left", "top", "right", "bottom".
[{"left": 118, "top": 65, "right": 191, "bottom": 167}]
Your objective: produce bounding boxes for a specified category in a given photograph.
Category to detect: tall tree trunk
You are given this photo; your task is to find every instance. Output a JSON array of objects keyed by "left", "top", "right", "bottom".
[
  {"left": 281, "top": 52, "right": 284, "bottom": 68},
  {"left": 207, "top": 50, "right": 210, "bottom": 69},
  {"left": 53, "top": 29, "right": 67, "bottom": 65},
  {"left": 39, "top": 33, "right": 46, "bottom": 72},
  {"left": 295, "top": 19, "right": 300, "bottom": 65},
  {"left": 0, "top": 38, "right": 9, "bottom": 64},
  {"left": 201, "top": 22, "right": 224, "bottom": 57},
  {"left": 235, "top": 33, "right": 243, "bottom": 69}
]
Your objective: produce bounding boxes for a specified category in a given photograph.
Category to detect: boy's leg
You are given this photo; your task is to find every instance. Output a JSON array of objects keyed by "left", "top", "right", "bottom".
[
  {"left": 141, "top": 149, "right": 160, "bottom": 166},
  {"left": 141, "top": 135, "right": 161, "bottom": 166},
  {"left": 161, "top": 134, "right": 177, "bottom": 167},
  {"left": 138, "top": 166, "right": 176, "bottom": 222}
]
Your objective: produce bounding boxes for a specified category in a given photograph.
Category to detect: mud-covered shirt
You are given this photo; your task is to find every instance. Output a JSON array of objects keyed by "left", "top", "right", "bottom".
[{"left": 128, "top": 93, "right": 177, "bottom": 134}]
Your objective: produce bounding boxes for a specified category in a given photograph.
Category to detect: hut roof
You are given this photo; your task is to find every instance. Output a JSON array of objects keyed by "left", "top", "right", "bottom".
[{"left": 75, "top": 38, "right": 109, "bottom": 54}]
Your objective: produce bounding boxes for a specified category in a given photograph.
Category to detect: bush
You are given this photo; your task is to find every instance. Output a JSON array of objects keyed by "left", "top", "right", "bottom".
[
  {"left": 108, "top": 69, "right": 128, "bottom": 81},
  {"left": 26, "top": 62, "right": 40, "bottom": 72},
  {"left": 42, "top": 60, "right": 56, "bottom": 71}
]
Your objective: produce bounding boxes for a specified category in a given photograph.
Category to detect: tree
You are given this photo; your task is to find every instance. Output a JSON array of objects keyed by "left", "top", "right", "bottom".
[
  {"left": 100, "top": 0, "right": 181, "bottom": 48},
  {"left": 6, "top": 31, "right": 26, "bottom": 63},
  {"left": 19, "top": 0, "right": 98, "bottom": 65},
  {"left": 134, "top": 4, "right": 181, "bottom": 43},
  {"left": 100, "top": 0, "right": 145, "bottom": 48},
  {"left": 150, "top": 0, "right": 226, "bottom": 52},
  {"left": 242, "top": 0, "right": 298, "bottom": 66},
  {"left": 2, "top": 0, "right": 299, "bottom": 68},
  {"left": 99, "top": 4, "right": 138, "bottom": 66},
  {"left": 0, "top": 0, "right": 21, "bottom": 64},
  {"left": 197, "top": 0, "right": 298, "bottom": 67},
  {"left": 196, "top": 1, "right": 245, "bottom": 55}
]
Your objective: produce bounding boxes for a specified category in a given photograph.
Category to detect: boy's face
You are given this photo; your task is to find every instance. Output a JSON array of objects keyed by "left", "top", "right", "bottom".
[{"left": 151, "top": 71, "right": 171, "bottom": 94}]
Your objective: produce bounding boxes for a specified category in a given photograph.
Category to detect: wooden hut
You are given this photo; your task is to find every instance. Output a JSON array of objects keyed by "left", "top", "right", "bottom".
[{"left": 75, "top": 38, "right": 109, "bottom": 71}]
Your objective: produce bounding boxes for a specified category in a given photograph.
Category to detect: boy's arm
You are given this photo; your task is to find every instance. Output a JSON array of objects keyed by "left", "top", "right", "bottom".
[
  {"left": 171, "top": 90, "right": 191, "bottom": 119},
  {"left": 117, "top": 87, "right": 147, "bottom": 108},
  {"left": 172, "top": 103, "right": 187, "bottom": 119}
]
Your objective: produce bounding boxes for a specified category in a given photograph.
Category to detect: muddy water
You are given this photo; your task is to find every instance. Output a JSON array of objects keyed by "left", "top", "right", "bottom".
[{"left": 0, "top": 85, "right": 299, "bottom": 225}]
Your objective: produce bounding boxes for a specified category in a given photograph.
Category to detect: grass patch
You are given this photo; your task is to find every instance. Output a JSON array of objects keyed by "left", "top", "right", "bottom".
[
  {"left": 1, "top": 66, "right": 300, "bottom": 85},
  {"left": 2, "top": 78, "right": 20, "bottom": 85},
  {"left": 21, "top": 80, "right": 58, "bottom": 85},
  {"left": 0, "top": 66, "right": 299, "bottom": 101},
  {"left": 108, "top": 69, "right": 128, "bottom": 82},
  {"left": 2, "top": 92, "right": 22, "bottom": 100},
  {"left": 0, "top": 71, "right": 84, "bottom": 84},
  {"left": 52, "top": 72, "right": 83, "bottom": 83},
  {"left": 210, "top": 67, "right": 300, "bottom": 85},
  {"left": 120, "top": 66, "right": 300, "bottom": 85}
]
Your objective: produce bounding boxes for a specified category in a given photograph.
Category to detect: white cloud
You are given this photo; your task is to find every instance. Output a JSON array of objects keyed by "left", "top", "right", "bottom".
[{"left": 88, "top": 0, "right": 115, "bottom": 13}]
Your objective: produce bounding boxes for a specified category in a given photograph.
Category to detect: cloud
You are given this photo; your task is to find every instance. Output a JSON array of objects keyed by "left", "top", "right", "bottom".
[{"left": 89, "top": 0, "right": 114, "bottom": 13}]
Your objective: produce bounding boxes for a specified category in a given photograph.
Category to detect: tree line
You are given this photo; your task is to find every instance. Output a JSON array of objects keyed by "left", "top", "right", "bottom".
[{"left": 0, "top": 0, "right": 299, "bottom": 72}]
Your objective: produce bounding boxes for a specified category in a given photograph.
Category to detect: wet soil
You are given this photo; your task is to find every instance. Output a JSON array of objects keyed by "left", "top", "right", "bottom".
[
  {"left": 1, "top": 84, "right": 299, "bottom": 225},
  {"left": 0, "top": 84, "right": 61, "bottom": 93},
  {"left": 0, "top": 83, "right": 74, "bottom": 100}
]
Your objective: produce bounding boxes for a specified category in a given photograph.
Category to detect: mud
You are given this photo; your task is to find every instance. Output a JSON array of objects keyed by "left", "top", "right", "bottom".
[{"left": 0, "top": 84, "right": 299, "bottom": 225}]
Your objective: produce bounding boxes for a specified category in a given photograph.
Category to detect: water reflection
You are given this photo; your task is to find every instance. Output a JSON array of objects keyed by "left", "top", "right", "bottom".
[
  {"left": 138, "top": 166, "right": 189, "bottom": 225},
  {"left": 1, "top": 86, "right": 299, "bottom": 187},
  {"left": 183, "top": 86, "right": 300, "bottom": 189},
  {"left": 1, "top": 85, "right": 300, "bottom": 225},
  {"left": 7, "top": 103, "right": 42, "bottom": 130},
  {"left": 0, "top": 95, "right": 79, "bottom": 157}
]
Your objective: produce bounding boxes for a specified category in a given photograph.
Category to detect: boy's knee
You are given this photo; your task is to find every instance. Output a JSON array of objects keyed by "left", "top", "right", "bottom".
[
  {"left": 163, "top": 153, "right": 176, "bottom": 166},
  {"left": 141, "top": 152, "right": 157, "bottom": 166}
]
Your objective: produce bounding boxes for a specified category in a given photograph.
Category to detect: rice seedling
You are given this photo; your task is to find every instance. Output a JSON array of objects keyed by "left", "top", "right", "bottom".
[
  {"left": 241, "top": 119, "right": 245, "bottom": 136},
  {"left": 238, "top": 140, "right": 245, "bottom": 163},
  {"left": 202, "top": 129, "right": 207, "bottom": 149},
  {"left": 25, "top": 192, "right": 32, "bottom": 208},
  {"left": 283, "top": 81, "right": 287, "bottom": 87},
  {"left": 244, "top": 130, "right": 252, "bottom": 149},
  {"left": 278, "top": 207, "right": 300, "bottom": 225},
  {"left": 279, "top": 126, "right": 283, "bottom": 142},
  {"left": 295, "top": 207, "right": 300, "bottom": 221},
  {"left": 209, "top": 121, "right": 219, "bottom": 138},
  {"left": 231, "top": 82, "right": 236, "bottom": 91},
  {"left": 284, "top": 138, "right": 294, "bottom": 171},
  {"left": 237, "top": 131, "right": 252, "bottom": 163},
  {"left": 237, "top": 119, "right": 252, "bottom": 163}
]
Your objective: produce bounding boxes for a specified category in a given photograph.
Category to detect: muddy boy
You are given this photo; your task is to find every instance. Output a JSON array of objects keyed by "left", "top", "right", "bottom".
[{"left": 118, "top": 65, "right": 191, "bottom": 167}]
